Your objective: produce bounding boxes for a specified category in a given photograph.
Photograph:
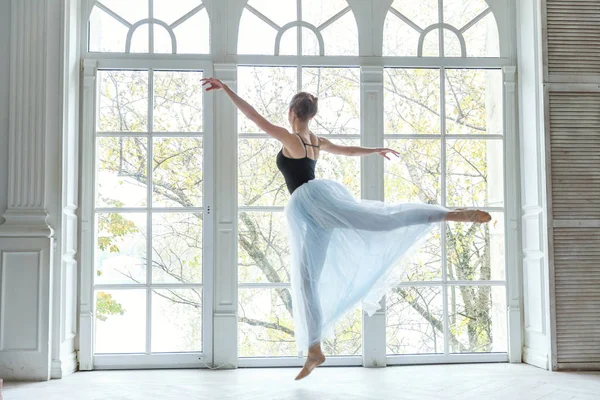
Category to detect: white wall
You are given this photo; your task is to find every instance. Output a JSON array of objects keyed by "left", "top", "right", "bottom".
[{"left": 0, "top": 0, "right": 10, "bottom": 224}]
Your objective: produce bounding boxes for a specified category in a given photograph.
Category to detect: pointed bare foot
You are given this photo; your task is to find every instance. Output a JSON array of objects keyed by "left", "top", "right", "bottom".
[
  {"left": 295, "top": 344, "right": 326, "bottom": 381},
  {"left": 445, "top": 209, "right": 492, "bottom": 223}
]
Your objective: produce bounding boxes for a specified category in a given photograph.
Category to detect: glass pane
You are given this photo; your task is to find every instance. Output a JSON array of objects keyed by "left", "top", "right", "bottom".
[
  {"left": 323, "top": 308, "right": 362, "bottom": 356},
  {"left": 246, "top": 0, "right": 297, "bottom": 27},
  {"left": 238, "top": 138, "right": 289, "bottom": 207},
  {"left": 383, "top": 11, "right": 420, "bottom": 56},
  {"left": 95, "top": 289, "right": 146, "bottom": 354},
  {"left": 237, "top": 9, "right": 278, "bottom": 55},
  {"left": 384, "top": 68, "right": 440, "bottom": 135},
  {"left": 239, "top": 288, "right": 296, "bottom": 357},
  {"left": 238, "top": 212, "right": 290, "bottom": 284},
  {"left": 152, "top": 137, "right": 203, "bottom": 207},
  {"left": 317, "top": 139, "right": 361, "bottom": 199},
  {"left": 89, "top": 6, "right": 128, "bottom": 52},
  {"left": 152, "top": 212, "right": 203, "bottom": 284},
  {"left": 444, "top": 29, "right": 463, "bottom": 57},
  {"left": 96, "top": 137, "right": 147, "bottom": 208},
  {"left": 129, "top": 23, "right": 149, "bottom": 53},
  {"left": 302, "top": 67, "right": 360, "bottom": 136},
  {"left": 95, "top": 212, "right": 146, "bottom": 285},
  {"left": 238, "top": 288, "right": 362, "bottom": 357},
  {"left": 445, "top": 69, "right": 503, "bottom": 136},
  {"left": 173, "top": 9, "right": 210, "bottom": 54},
  {"left": 302, "top": 27, "right": 320, "bottom": 56},
  {"left": 321, "top": 11, "right": 359, "bottom": 56},
  {"left": 447, "top": 212, "right": 505, "bottom": 281},
  {"left": 98, "top": 70, "right": 148, "bottom": 132},
  {"left": 448, "top": 285, "right": 507, "bottom": 353},
  {"left": 421, "top": 28, "right": 440, "bottom": 57},
  {"left": 237, "top": 67, "right": 297, "bottom": 133},
  {"left": 154, "top": 71, "right": 204, "bottom": 132},
  {"left": 100, "top": 0, "right": 148, "bottom": 24},
  {"left": 152, "top": 288, "right": 202, "bottom": 352},
  {"left": 302, "top": 0, "right": 348, "bottom": 28},
  {"left": 446, "top": 139, "right": 504, "bottom": 208},
  {"left": 279, "top": 27, "right": 298, "bottom": 55},
  {"left": 443, "top": 0, "right": 489, "bottom": 30},
  {"left": 386, "top": 286, "right": 444, "bottom": 354},
  {"left": 153, "top": 0, "right": 202, "bottom": 25},
  {"left": 391, "top": 0, "right": 438, "bottom": 29},
  {"left": 384, "top": 139, "right": 441, "bottom": 204},
  {"left": 153, "top": 23, "right": 174, "bottom": 54},
  {"left": 463, "top": 13, "right": 500, "bottom": 57}
]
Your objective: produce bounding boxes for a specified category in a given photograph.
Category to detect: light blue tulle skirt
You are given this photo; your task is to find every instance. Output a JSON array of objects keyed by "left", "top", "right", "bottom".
[{"left": 285, "top": 179, "right": 448, "bottom": 353}]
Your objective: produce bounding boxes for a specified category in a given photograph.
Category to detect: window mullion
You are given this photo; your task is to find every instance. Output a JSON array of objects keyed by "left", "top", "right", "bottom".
[
  {"left": 440, "top": 66, "right": 449, "bottom": 356},
  {"left": 146, "top": 68, "right": 154, "bottom": 355}
]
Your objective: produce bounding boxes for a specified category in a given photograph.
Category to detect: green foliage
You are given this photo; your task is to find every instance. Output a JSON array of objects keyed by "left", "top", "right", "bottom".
[{"left": 96, "top": 292, "right": 125, "bottom": 322}]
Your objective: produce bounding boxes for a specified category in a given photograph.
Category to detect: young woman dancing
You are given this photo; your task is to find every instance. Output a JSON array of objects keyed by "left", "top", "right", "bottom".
[{"left": 201, "top": 77, "right": 491, "bottom": 380}]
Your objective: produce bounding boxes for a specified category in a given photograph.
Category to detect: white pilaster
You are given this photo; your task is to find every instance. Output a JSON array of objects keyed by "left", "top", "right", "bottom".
[
  {"left": 360, "top": 66, "right": 387, "bottom": 368},
  {"left": 213, "top": 63, "right": 239, "bottom": 368},
  {"left": 0, "top": 0, "right": 60, "bottom": 381}
]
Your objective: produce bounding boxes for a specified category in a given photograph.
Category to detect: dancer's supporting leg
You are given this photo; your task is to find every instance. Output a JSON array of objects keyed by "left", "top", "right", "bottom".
[{"left": 296, "top": 223, "right": 331, "bottom": 381}]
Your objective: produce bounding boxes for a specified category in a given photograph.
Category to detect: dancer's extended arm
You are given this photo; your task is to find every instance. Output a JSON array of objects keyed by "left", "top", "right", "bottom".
[
  {"left": 318, "top": 137, "right": 400, "bottom": 160},
  {"left": 201, "top": 77, "right": 292, "bottom": 143}
]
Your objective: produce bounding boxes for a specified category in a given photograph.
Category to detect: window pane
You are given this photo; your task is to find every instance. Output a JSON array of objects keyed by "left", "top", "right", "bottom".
[
  {"left": 443, "top": 0, "right": 489, "bottom": 30},
  {"left": 390, "top": 0, "right": 438, "bottom": 29},
  {"left": 278, "top": 27, "right": 298, "bottom": 55},
  {"left": 321, "top": 11, "right": 359, "bottom": 56},
  {"left": 446, "top": 139, "right": 503, "bottom": 208},
  {"left": 302, "top": 0, "right": 349, "bottom": 28},
  {"left": 238, "top": 138, "right": 289, "bottom": 207},
  {"left": 238, "top": 67, "right": 297, "bottom": 134},
  {"left": 152, "top": 288, "right": 202, "bottom": 352},
  {"left": 317, "top": 139, "right": 361, "bottom": 198},
  {"left": 386, "top": 286, "right": 444, "bottom": 354},
  {"left": 463, "top": 13, "right": 500, "bottom": 57},
  {"left": 89, "top": 7, "right": 128, "bottom": 52},
  {"left": 302, "top": 67, "right": 360, "bottom": 136},
  {"left": 383, "top": 11, "right": 420, "bottom": 56},
  {"left": 238, "top": 288, "right": 362, "bottom": 357},
  {"left": 444, "top": 29, "right": 463, "bottom": 57},
  {"left": 100, "top": 0, "right": 148, "bottom": 24},
  {"left": 152, "top": 212, "right": 203, "bottom": 284},
  {"left": 302, "top": 27, "right": 320, "bottom": 56},
  {"left": 384, "top": 68, "right": 440, "bottom": 135},
  {"left": 239, "top": 212, "right": 290, "bottom": 284},
  {"left": 153, "top": 0, "right": 202, "bottom": 25},
  {"left": 239, "top": 288, "right": 296, "bottom": 357},
  {"left": 173, "top": 9, "right": 210, "bottom": 54},
  {"left": 445, "top": 69, "right": 503, "bottom": 136},
  {"left": 384, "top": 139, "right": 441, "bottom": 204},
  {"left": 246, "top": 0, "right": 296, "bottom": 27},
  {"left": 154, "top": 71, "right": 204, "bottom": 132},
  {"left": 129, "top": 23, "right": 150, "bottom": 53},
  {"left": 95, "top": 289, "right": 146, "bottom": 354},
  {"left": 448, "top": 285, "right": 507, "bottom": 353},
  {"left": 152, "top": 137, "right": 203, "bottom": 207},
  {"left": 96, "top": 137, "right": 148, "bottom": 208},
  {"left": 153, "top": 24, "right": 174, "bottom": 54},
  {"left": 98, "top": 70, "right": 148, "bottom": 132},
  {"left": 447, "top": 212, "right": 505, "bottom": 281},
  {"left": 421, "top": 28, "right": 440, "bottom": 57},
  {"left": 237, "top": 10, "right": 278, "bottom": 55},
  {"left": 95, "top": 212, "right": 147, "bottom": 285}
]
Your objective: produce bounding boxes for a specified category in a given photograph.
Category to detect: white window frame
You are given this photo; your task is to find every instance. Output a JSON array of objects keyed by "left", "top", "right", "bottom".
[{"left": 78, "top": 0, "right": 521, "bottom": 370}]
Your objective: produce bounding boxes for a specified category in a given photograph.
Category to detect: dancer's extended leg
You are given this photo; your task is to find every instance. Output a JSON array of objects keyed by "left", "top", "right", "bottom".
[{"left": 296, "top": 224, "right": 331, "bottom": 381}]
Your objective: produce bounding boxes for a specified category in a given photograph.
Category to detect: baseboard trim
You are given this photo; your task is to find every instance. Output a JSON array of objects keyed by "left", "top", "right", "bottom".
[
  {"left": 523, "top": 346, "right": 548, "bottom": 370},
  {"left": 51, "top": 352, "right": 78, "bottom": 379}
]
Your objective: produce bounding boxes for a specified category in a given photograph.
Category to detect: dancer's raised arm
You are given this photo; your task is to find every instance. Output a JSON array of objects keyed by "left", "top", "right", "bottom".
[
  {"left": 318, "top": 137, "right": 400, "bottom": 160},
  {"left": 202, "top": 77, "right": 291, "bottom": 142}
]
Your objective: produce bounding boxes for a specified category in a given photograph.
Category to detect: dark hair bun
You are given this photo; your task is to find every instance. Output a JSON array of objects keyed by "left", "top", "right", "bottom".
[{"left": 289, "top": 92, "right": 318, "bottom": 122}]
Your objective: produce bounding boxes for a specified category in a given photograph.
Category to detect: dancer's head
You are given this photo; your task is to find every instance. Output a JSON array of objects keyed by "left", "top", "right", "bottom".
[{"left": 289, "top": 92, "right": 318, "bottom": 126}]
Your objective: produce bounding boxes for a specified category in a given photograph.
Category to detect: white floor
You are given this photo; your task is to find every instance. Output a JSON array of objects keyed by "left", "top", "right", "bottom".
[{"left": 3, "top": 364, "right": 600, "bottom": 400}]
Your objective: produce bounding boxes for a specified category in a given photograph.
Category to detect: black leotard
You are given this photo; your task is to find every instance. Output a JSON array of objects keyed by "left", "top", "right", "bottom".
[{"left": 276, "top": 133, "right": 320, "bottom": 194}]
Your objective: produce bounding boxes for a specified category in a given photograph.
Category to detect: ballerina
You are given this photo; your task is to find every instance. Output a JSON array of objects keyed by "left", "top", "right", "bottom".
[{"left": 201, "top": 77, "right": 491, "bottom": 380}]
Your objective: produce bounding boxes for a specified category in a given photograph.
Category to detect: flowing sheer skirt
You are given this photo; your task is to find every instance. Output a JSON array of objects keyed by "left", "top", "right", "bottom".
[{"left": 285, "top": 179, "right": 448, "bottom": 353}]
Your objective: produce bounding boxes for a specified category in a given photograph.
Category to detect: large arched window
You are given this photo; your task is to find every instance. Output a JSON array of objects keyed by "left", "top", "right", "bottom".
[
  {"left": 88, "top": 0, "right": 210, "bottom": 53},
  {"left": 383, "top": 0, "right": 499, "bottom": 57},
  {"left": 238, "top": 0, "right": 359, "bottom": 55}
]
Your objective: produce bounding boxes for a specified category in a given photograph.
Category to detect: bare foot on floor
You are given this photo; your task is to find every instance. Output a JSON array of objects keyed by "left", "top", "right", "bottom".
[
  {"left": 295, "top": 344, "right": 326, "bottom": 381},
  {"left": 445, "top": 209, "right": 492, "bottom": 223}
]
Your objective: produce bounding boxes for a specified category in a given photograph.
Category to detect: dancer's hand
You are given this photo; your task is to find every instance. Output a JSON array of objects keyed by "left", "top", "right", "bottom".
[
  {"left": 376, "top": 148, "right": 400, "bottom": 160},
  {"left": 201, "top": 77, "right": 226, "bottom": 91}
]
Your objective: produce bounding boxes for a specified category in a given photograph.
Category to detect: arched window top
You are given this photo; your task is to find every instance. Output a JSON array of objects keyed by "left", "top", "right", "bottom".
[
  {"left": 88, "top": 0, "right": 210, "bottom": 54},
  {"left": 238, "top": 0, "right": 359, "bottom": 56},
  {"left": 383, "top": 0, "right": 500, "bottom": 57}
]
